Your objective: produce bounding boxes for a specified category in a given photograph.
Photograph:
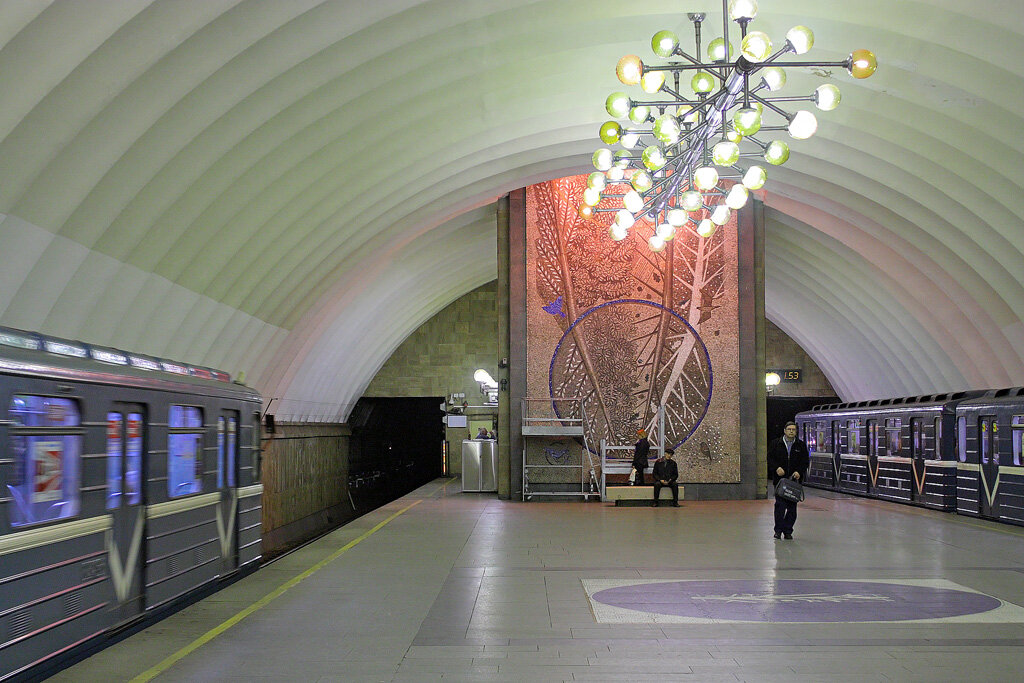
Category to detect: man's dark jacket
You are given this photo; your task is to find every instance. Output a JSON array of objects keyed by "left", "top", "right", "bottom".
[
  {"left": 766, "top": 437, "right": 809, "bottom": 485},
  {"left": 632, "top": 437, "right": 650, "bottom": 469},
  {"left": 652, "top": 457, "right": 678, "bottom": 483}
]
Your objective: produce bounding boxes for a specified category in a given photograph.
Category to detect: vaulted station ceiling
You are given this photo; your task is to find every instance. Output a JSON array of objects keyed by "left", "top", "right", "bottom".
[{"left": 0, "top": 0, "right": 1020, "bottom": 420}]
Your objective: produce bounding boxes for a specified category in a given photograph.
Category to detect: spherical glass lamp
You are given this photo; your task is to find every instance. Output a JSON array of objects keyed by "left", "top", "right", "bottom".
[
  {"left": 728, "top": 0, "right": 758, "bottom": 21},
  {"left": 691, "top": 71, "right": 716, "bottom": 94},
  {"left": 696, "top": 218, "right": 716, "bottom": 238},
  {"left": 741, "top": 31, "right": 772, "bottom": 62},
  {"left": 623, "top": 190, "right": 644, "bottom": 214},
  {"left": 609, "top": 224, "right": 629, "bottom": 241},
  {"left": 813, "top": 84, "right": 841, "bottom": 111},
  {"left": 607, "top": 166, "right": 625, "bottom": 181},
  {"left": 725, "top": 127, "right": 743, "bottom": 143},
  {"left": 761, "top": 66, "right": 786, "bottom": 91},
  {"left": 651, "top": 30, "right": 679, "bottom": 58},
  {"left": 742, "top": 165, "right": 767, "bottom": 189},
  {"left": 764, "top": 140, "right": 790, "bottom": 165},
  {"left": 726, "top": 184, "right": 749, "bottom": 209},
  {"left": 648, "top": 234, "right": 666, "bottom": 252},
  {"left": 711, "top": 204, "right": 731, "bottom": 225},
  {"left": 733, "top": 107, "right": 762, "bottom": 136},
  {"left": 667, "top": 208, "right": 688, "bottom": 226},
  {"left": 579, "top": 204, "right": 595, "bottom": 220},
  {"left": 678, "top": 104, "right": 701, "bottom": 126},
  {"left": 787, "top": 110, "right": 817, "bottom": 140},
  {"left": 629, "top": 105, "right": 651, "bottom": 124},
  {"left": 616, "top": 54, "right": 643, "bottom": 85},
  {"left": 786, "top": 26, "right": 814, "bottom": 54},
  {"left": 620, "top": 131, "right": 640, "bottom": 149},
  {"left": 848, "top": 49, "right": 877, "bottom": 79},
  {"left": 656, "top": 223, "right": 676, "bottom": 240},
  {"left": 599, "top": 121, "right": 621, "bottom": 144},
  {"left": 642, "top": 145, "right": 667, "bottom": 171},
  {"left": 653, "top": 114, "right": 681, "bottom": 144},
  {"left": 593, "top": 148, "right": 613, "bottom": 171},
  {"left": 587, "top": 172, "right": 607, "bottom": 191},
  {"left": 708, "top": 37, "right": 733, "bottom": 62},
  {"left": 641, "top": 70, "right": 666, "bottom": 94},
  {"left": 606, "top": 92, "right": 630, "bottom": 119},
  {"left": 694, "top": 166, "right": 719, "bottom": 191},
  {"left": 631, "top": 170, "right": 653, "bottom": 192},
  {"left": 583, "top": 187, "right": 602, "bottom": 206},
  {"left": 614, "top": 209, "right": 635, "bottom": 230},
  {"left": 712, "top": 140, "right": 740, "bottom": 166},
  {"left": 614, "top": 149, "right": 632, "bottom": 168},
  {"left": 680, "top": 190, "right": 703, "bottom": 212}
]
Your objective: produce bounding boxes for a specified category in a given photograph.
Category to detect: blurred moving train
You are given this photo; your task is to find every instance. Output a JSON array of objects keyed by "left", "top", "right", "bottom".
[
  {"left": 796, "top": 387, "right": 1024, "bottom": 526},
  {"left": 0, "top": 327, "right": 263, "bottom": 681}
]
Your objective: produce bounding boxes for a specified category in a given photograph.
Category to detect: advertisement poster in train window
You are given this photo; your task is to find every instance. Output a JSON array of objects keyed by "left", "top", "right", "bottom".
[{"left": 32, "top": 440, "right": 63, "bottom": 502}]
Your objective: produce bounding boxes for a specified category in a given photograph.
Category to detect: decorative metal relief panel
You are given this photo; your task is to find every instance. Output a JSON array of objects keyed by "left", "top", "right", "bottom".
[{"left": 525, "top": 175, "right": 740, "bottom": 482}]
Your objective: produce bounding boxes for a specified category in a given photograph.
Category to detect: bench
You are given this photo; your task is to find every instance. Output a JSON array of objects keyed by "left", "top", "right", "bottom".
[{"left": 604, "top": 485, "right": 684, "bottom": 506}]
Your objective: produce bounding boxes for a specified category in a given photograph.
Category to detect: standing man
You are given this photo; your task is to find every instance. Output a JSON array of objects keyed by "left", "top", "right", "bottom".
[
  {"left": 631, "top": 429, "right": 650, "bottom": 485},
  {"left": 767, "top": 421, "right": 809, "bottom": 539},
  {"left": 651, "top": 448, "right": 679, "bottom": 507}
]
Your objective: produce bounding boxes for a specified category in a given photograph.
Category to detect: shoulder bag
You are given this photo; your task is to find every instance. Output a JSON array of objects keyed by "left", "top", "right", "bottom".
[{"left": 775, "top": 477, "right": 805, "bottom": 503}]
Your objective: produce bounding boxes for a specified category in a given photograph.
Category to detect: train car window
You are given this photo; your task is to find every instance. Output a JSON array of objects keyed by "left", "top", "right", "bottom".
[
  {"left": 168, "top": 405, "right": 203, "bottom": 498},
  {"left": 106, "top": 412, "right": 124, "bottom": 509},
  {"left": 252, "top": 411, "right": 262, "bottom": 483},
  {"left": 957, "top": 416, "right": 967, "bottom": 462},
  {"left": 933, "top": 418, "right": 942, "bottom": 460},
  {"left": 885, "top": 418, "right": 901, "bottom": 456},
  {"left": 1012, "top": 416, "right": 1023, "bottom": 466},
  {"left": 992, "top": 420, "right": 1000, "bottom": 465},
  {"left": 8, "top": 395, "right": 82, "bottom": 527},
  {"left": 227, "top": 416, "right": 237, "bottom": 487},
  {"left": 126, "top": 413, "right": 143, "bottom": 504},
  {"left": 867, "top": 420, "right": 877, "bottom": 457},
  {"left": 216, "top": 417, "right": 225, "bottom": 489},
  {"left": 911, "top": 419, "right": 923, "bottom": 458},
  {"left": 847, "top": 420, "right": 860, "bottom": 454},
  {"left": 980, "top": 418, "right": 992, "bottom": 465}
]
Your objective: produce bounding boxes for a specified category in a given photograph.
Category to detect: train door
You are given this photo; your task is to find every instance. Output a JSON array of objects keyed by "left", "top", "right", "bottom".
[
  {"left": 216, "top": 412, "right": 239, "bottom": 574},
  {"left": 911, "top": 418, "right": 925, "bottom": 502},
  {"left": 979, "top": 416, "right": 999, "bottom": 518},
  {"left": 831, "top": 420, "right": 841, "bottom": 483},
  {"left": 105, "top": 407, "right": 146, "bottom": 622},
  {"left": 866, "top": 419, "right": 879, "bottom": 491}
]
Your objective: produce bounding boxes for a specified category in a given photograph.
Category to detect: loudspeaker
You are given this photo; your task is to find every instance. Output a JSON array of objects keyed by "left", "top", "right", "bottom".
[{"left": 264, "top": 413, "right": 276, "bottom": 434}]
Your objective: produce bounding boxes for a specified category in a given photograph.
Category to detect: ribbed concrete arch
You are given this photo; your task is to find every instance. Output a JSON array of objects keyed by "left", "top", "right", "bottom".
[{"left": 0, "top": 1, "right": 1020, "bottom": 420}]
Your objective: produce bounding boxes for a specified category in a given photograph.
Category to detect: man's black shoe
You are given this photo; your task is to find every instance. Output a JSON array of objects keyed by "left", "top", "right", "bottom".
[
  {"left": 783, "top": 533, "right": 793, "bottom": 540},
  {"left": 672, "top": 502, "right": 680, "bottom": 507},
  {"left": 773, "top": 532, "right": 781, "bottom": 539}
]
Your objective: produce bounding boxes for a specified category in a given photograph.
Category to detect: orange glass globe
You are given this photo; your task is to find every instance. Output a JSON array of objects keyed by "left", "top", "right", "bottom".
[
  {"left": 616, "top": 55, "right": 643, "bottom": 85},
  {"left": 578, "top": 204, "right": 595, "bottom": 220},
  {"left": 848, "top": 49, "right": 877, "bottom": 79}
]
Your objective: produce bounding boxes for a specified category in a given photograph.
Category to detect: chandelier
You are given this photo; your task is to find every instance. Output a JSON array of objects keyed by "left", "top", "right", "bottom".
[{"left": 580, "top": 0, "right": 877, "bottom": 251}]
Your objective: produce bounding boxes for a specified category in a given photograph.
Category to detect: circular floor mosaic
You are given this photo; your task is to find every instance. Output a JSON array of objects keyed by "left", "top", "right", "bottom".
[{"left": 588, "top": 579, "right": 1004, "bottom": 623}]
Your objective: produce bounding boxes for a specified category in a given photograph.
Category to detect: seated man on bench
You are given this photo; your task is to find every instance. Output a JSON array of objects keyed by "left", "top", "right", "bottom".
[{"left": 651, "top": 448, "right": 679, "bottom": 507}]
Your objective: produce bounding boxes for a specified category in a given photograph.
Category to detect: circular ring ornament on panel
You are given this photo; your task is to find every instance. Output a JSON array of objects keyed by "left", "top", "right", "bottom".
[{"left": 548, "top": 299, "right": 712, "bottom": 453}]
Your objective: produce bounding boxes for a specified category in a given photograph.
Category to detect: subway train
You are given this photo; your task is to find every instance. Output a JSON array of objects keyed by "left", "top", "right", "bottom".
[
  {"left": 796, "top": 386, "right": 1024, "bottom": 526},
  {"left": 0, "top": 327, "right": 263, "bottom": 682}
]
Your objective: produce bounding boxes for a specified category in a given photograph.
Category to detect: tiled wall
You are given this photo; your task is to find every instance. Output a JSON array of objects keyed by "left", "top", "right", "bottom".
[{"left": 363, "top": 281, "right": 498, "bottom": 400}]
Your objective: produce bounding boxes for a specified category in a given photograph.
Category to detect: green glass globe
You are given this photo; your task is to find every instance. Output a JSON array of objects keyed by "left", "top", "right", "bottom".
[
  {"left": 599, "top": 121, "right": 621, "bottom": 144},
  {"left": 741, "top": 31, "right": 772, "bottom": 62},
  {"left": 693, "top": 166, "right": 719, "bottom": 190},
  {"left": 761, "top": 66, "right": 786, "bottom": 91},
  {"left": 742, "top": 165, "right": 767, "bottom": 189},
  {"left": 606, "top": 92, "right": 630, "bottom": 119},
  {"left": 712, "top": 141, "right": 740, "bottom": 166},
  {"left": 764, "top": 140, "right": 790, "bottom": 165},
  {"left": 708, "top": 37, "right": 733, "bottom": 62},
  {"left": 614, "top": 149, "right": 632, "bottom": 168},
  {"left": 680, "top": 191, "right": 703, "bottom": 212},
  {"left": 733, "top": 107, "right": 762, "bottom": 136},
  {"left": 640, "top": 70, "right": 666, "bottom": 94},
  {"left": 651, "top": 30, "right": 679, "bottom": 58},
  {"left": 814, "top": 84, "right": 841, "bottom": 111},
  {"left": 631, "top": 170, "right": 653, "bottom": 192},
  {"left": 593, "top": 148, "right": 613, "bottom": 171},
  {"left": 691, "top": 71, "right": 716, "bottom": 94},
  {"left": 786, "top": 25, "right": 814, "bottom": 54},
  {"left": 653, "top": 114, "right": 681, "bottom": 144},
  {"left": 642, "top": 145, "right": 667, "bottom": 171},
  {"left": 629, "top": 105, "right": 651, "bottom": 124},
  {"left": 587, "top": 172, "right": 607, "bottom": 190},
  {"left": 582, "top": 187, "right": 601, "bottom": 206}
]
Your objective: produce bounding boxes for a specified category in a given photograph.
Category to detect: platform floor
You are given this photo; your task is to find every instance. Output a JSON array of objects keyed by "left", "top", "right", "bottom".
[{"left": 52, "top": 479, "right": 1024, "bottom": 682}]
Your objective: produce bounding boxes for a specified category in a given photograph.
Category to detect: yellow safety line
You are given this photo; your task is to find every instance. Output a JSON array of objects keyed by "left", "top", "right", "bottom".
[{"left": 130, "top": 498, "right": 423, "bottom": 683}]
